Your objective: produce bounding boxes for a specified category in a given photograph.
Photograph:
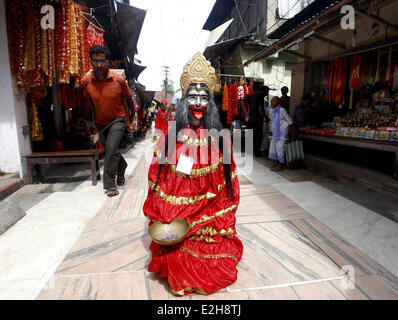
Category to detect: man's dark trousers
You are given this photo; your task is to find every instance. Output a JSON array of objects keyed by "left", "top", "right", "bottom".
[
  {"left": 96, "top": 117, "right": 128, "bottom": 190},
  {"left": 248, "top": 120, "right": 264, "bottom": 157}
]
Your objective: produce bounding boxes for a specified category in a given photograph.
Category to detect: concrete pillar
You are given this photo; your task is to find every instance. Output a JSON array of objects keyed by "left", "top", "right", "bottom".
[
  {"left": 0, "top": 0, "right": 31, "bottom": 177},
  {"left": 290, "top": 40, "right": 313, "bottom": 114}
]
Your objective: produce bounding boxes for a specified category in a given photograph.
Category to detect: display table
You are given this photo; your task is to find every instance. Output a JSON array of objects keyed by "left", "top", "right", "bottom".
[{"left": 299, "top": 133, "right": 398, "bottom": 179}]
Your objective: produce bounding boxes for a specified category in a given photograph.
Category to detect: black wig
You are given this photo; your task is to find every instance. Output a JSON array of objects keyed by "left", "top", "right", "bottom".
[{"left": 151, "top": 96, "right": 234, "bottom": 199}]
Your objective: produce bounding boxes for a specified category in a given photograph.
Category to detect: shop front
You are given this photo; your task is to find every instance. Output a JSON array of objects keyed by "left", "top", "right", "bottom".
[
  {"left": 2, "top": 0, "right": 146, "bottom": 179},
  {"left": 242, "top": 0, "right": 398, "bottom": 181}
]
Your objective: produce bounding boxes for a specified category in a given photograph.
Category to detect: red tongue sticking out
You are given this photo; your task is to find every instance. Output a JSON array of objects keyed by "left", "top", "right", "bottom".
[{"left": 193, "top": 111, "right": 203, "bottom": 119}]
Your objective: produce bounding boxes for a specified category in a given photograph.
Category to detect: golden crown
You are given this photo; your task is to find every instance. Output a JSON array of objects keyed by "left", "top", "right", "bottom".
[{"left": 180, "top": 52, "right": 217, "bottom": 98}]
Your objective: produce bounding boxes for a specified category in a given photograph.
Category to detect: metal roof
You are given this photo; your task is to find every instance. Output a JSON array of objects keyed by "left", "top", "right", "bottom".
[
  {"left": 267, "top": 0, "right": 345, "bottom": 40},
  {"left": 203, "top": 35, "right": 251, "bottom": 60},
  {"left": 73, "top": 0, "right": 147, "bottom": 80},
  {"left": 203, "top": 0, "right": 235, "bottom": 31}
]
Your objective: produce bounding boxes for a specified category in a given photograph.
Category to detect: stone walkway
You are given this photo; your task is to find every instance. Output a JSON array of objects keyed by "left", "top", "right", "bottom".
[{"left": 1, "top": 134, "right": 397, "bottom": 299}]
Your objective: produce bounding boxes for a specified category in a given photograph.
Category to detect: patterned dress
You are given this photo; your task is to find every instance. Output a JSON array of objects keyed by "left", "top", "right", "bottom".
[
  {"left": 267, "top": 106, "right": 293, "bottom": 163},
  {"left": 143, "top": 125, "right": 243, "bottom": 296}
]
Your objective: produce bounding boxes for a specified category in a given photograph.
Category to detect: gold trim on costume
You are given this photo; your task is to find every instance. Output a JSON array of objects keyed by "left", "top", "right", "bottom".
[
  {"left": 190, "top": 227, "right": 235, "bottom": 243},
  {"left": 190, "top": 205, "right": 238, "bottom": 228},
  {"left": 172, "top": 287, "right": 208, "bottom": 296},
  {"left": 145, "top": 203, "right": 238, "bottom": 229},
  {"left": 196, "top": 226, "right": 235, "bottom": 236},
  {"left": 190, "top": 235, "right": 218, "bottom": 243},
  {"left": 180, "top": 246, "right": 239, "bottom": 263},
  {"left": 153, "top": 147, "right": 224, "bottom": 178},
  {"left": 154, "top": 147, "right": 169, "bottom": 162},
  {"left": 148, "top": 171, "right": 237, "bottom": 206},
  {"left": 148, "top": 180, "right": 217, "bottom": 205},
  {"left": 177, "top": 135, "right": 209, "bottom": 147}
]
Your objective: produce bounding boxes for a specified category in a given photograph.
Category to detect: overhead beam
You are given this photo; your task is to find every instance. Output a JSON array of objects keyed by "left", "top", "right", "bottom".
[
  {"left": 356, "top": 9, "right": 398, "bottom": 32},
  {"left": 283, "top": 50, "right": 312, "bottom": 61},
  {"left": 310, "top": 34, "right": 346, "bottom": 49},
  {"left": 242, "top": 0, "right": 353, "bottom": 66}
]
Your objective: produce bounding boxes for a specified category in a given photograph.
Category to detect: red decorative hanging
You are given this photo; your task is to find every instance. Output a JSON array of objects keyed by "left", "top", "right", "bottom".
[
  {"left": 222, "top": 85, "right": 229, "bottom": 111},
  {"left": 231, "top": 82, "right": 239, "bottom": 116},
  {"left": 227, "top": 83, "right": 233, "bottom": 124},
  {"left": 86, "top": 23, "right": 105, "bottom": 50}
]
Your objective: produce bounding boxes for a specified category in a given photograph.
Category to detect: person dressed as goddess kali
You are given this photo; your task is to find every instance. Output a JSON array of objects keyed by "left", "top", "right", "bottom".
[{"left": 143, "top": 52, "right": 243, "bottom": 296}]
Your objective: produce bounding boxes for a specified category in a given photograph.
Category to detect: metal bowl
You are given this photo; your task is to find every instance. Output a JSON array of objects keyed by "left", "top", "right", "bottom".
[{"left": 148, "top": 219, "right": 190, "bottom": 246}]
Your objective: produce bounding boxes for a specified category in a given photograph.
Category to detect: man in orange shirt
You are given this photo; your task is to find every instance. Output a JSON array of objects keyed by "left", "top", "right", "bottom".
[{"left": 83, "top": 45, "right": 135, "bottom": 197}]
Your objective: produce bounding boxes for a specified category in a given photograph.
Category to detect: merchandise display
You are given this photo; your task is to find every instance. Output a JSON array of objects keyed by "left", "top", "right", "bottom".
[{"left": 5, "top": 0, "right": 145, "bottom": 150}]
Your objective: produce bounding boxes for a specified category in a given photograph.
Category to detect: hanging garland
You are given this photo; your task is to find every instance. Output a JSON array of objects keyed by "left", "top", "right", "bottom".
[
  {"left": 227, "top": 83, "right": 233, "bottom": 124},
  {"left": 231, "top": 82, "right": 239, "bottom": 116},
  {"left": 222, "top": 84, "right": 229, "bottom": 111},
  {"left": 28, "top": 88, "right": 47, "bottom": 142}
]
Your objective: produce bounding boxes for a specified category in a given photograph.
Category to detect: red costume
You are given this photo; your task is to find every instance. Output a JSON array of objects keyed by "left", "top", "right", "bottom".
[{"left": 143, "top": 125, "right": 242, "bottom": 296}]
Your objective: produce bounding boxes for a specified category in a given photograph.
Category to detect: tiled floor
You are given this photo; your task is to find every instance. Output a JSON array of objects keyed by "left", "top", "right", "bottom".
[{"left": 36, "top": 150, "right": 398, "bottom": 300}]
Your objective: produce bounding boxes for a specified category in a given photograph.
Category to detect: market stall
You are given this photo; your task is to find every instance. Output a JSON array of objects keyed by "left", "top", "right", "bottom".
[
  {"left": 6, "top": 0, "right": 97, "bottom": 152},
  {"left": 299, "top": 43, "right": 398, "bottom": 178},
  {"left": 237, "top": 0, "right": 398, "bottom": 181},
  {"left": 6, "top": 0, "right": 147, "bottom": 155}
]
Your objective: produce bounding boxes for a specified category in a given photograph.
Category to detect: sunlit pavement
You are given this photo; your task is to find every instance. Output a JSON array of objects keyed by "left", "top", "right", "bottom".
[{"left": 0, "top": 132, "right": 397, "bottom": 300}]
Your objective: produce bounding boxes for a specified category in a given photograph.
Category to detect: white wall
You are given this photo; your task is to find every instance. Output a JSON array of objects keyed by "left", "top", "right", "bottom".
[
  {"left": 0, "top": 0, "right": 31, "bottom": 176},
  {"left": 242, "top": 47, "right": 296, "bottom": 108}
]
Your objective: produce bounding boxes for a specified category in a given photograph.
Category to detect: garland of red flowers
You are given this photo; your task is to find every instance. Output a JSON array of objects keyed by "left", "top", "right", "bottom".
[
  {"left": 222, "top": 85, "right": 229, "bottom": 111},
  {"left": 227, "top": 83, "right": 233, "bottom": 124},
  {"left": 231, "top": 82, "right": 239, "bottom": 116},
  {"left": 226, "top": 82, "right": 239, "bottom": 124}
]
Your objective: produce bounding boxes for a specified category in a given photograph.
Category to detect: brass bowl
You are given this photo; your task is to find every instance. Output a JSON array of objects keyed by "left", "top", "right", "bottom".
[{"left": 148, "top": 219, "right": 190, "bottom": 246}]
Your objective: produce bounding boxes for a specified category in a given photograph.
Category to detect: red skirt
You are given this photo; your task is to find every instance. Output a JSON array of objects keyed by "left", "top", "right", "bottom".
[{"left": 148, "top": 236, "right": 243, "bottom": 296}]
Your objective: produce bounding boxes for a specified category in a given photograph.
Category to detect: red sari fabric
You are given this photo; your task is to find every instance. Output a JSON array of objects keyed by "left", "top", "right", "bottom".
[
  {"left": 143, "top": 125, "right": 243, "bottom": 296},
  {"left": 86, "top": 23, "right": 105, "bottom": 50}
]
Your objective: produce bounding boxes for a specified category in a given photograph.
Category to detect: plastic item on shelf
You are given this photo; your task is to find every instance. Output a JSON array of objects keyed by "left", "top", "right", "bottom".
[{"left": 373, "top": 130, "right": 390, "bottom": 141}]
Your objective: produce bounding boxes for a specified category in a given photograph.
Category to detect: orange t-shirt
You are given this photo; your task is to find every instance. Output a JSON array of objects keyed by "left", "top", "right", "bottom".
[{"left": 82, "top": 70, "right": 131, "bottom": 125}]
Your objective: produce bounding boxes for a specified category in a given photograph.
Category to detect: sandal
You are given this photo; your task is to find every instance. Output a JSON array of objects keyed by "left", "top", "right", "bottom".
[
  {"left": 116, "top": 175, "right": 125, "bottom": 186},
  {"left": 106, "top": 187, "right": 119, "bottom": 197}
]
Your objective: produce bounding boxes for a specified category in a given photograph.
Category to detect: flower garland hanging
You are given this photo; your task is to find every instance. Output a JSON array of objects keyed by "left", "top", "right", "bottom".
[
  {"left": 227, "top": 83, "right": 233, "bottom": 124},
  {"left": 231, "top": 82, "right": 239, "bottom": 116},
  {"left": 243, "top": 82, "right": 249, "bottom": 97},
  {"left": 222, "top": 84, "right": 229, "bottom": 111}
]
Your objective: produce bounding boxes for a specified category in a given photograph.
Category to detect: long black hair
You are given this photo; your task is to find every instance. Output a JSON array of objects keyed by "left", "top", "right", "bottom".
[{"left": 150, "top": 97, "right": 235, "bottom": 200}]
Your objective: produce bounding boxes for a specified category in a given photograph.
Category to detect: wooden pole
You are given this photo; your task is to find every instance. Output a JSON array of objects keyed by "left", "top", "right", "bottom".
[
  {"left": 386, "top": 46, "right": 392, "bottom": 81},
  {"left": 375, "top": 49, "right": 381, "bottom": 82},
  {"left": 52, "top": 71, "right": 64, "bottom": 143},
  {"left": 349, "top": 88, "right": 354, "bottom": 109}
]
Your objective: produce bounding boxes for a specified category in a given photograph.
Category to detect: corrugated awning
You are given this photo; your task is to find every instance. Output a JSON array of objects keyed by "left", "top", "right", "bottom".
[
  {"left": 203, "top": 35, "right": 250, "bottom": 60},
  {"left": 127, "top": 63, "right": 146, "bottom": 81},
  {"left": 203, "top": 0, "right": 235, "bottom": 31},
  {"left": 243, "top": 0, "right": 353, "bottom": 66},
  {"left": 267, "top": 0, "right": 345, "bottom": 41},
  {"left": 115, "top": 2, "right": 146, "bottom": 61},
  {"left": 205, "top": 18, "right": 234, "bottom": 48},
  {"left": 73, "top": 0, "right": 147, "bottom": 80},
  {"left": 141, "top": 91, "right": 156, "bottom": 105}
]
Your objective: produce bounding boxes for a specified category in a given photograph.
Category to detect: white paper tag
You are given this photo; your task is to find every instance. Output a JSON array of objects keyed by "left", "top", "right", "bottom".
[
  {"left": 176, "top": 155, "right": 194, "bottom": 175},
  {"left": 94, "top": 133, "right": 99, "bottom": 144}
]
